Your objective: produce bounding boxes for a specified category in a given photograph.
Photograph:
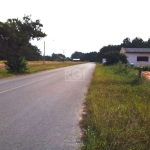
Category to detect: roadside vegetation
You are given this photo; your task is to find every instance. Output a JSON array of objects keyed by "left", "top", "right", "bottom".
[
  {"left": 0, "top": 61, "right": 83, "bottom": 79},
  {"left": 81, "top": 63, "right": 150, "bottom": 150}
]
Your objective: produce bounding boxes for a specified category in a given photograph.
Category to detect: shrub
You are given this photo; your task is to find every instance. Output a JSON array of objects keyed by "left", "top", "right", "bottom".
[
  {"left": 141, "top": 65, "right": 150, "bottom": 71},
  {"left": 5, "top": 56, "right": 28, "bottom": 73},
  {"left": 134, "top": 65, "right": 150, "bottom": 71},
  {"left": 104, "top": 51, "right": 128, "bottom": 65},
  {"left": 113, "top": 63, "right": 131, "bottom": 75}
]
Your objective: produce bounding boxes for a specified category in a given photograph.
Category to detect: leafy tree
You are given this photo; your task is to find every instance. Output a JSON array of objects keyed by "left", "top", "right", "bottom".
[
  {"left": 0, "top": 15, "right": 46, "bottom": 73},
  {"left": 81, "top": 52, "right": 98, "bottom": 62},
  {"left": 71, "top": 51, "right": 84, "bottom": 59},
  {"left": 97, "top": 45, "right": 121, "bottom": 62},
  {"left": 121, "top": 37, "right": 145, "bottom": 48},
  {"left": 122, "top": 37, "right": 131, "bottom": 47},
  {"left": 44, "top": 55, "right": 52, "bottom": 61},
  {"left": 145, "top": 38, "right": 150, "bottom": 48},
  {"left": 22, "top": 44, "right": 42, "bottom": 60},
  {"left": 51, "top": 53, "right": 65, "bottom": 61},
  {"left": 104, "top": 51, "right": 128, "bottom": 65},
  {"left": 131, "top": 37, "right": 144, "bottom": 48},
  {"left": 97, "top": 37, "right": 150, "bottom": 63}
]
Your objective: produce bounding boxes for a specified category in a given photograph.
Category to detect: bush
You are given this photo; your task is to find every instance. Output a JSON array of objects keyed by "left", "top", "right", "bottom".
[
  {"left": 134, "top": 65, "right": 150, "bottom": 71},
  {"left": 104, "top": 51, "right": 128, "bottom": 65},
  {"left": 5, "top": 56, "right": 28, "bottom": 73},
  {"left": 113, "top": 63, "right": 131, "bottom": 75},
  {"left": 141, "top": 65, "right": 150, "bottom": 71}
]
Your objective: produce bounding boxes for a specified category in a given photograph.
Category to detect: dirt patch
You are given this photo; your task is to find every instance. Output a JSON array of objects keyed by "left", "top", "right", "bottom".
[
  {"left": 142, "top": 71, "right": 150, "bottom": 80},
  {"left": 0, "top": 63, "right": 5, "bottom": 68}
]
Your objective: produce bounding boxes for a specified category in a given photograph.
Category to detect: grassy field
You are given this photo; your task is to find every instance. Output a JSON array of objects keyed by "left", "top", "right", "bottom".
[
  {"left": 81, "top": 63, "right": 150, "bottom": 150},
  {"left": 0, "top": 61, "right": 83, "bottom": 79}
]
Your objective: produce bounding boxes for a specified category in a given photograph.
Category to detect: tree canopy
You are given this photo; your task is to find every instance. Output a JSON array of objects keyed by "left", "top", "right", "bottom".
[
  {"left": 104, "top": 51, "right": 128, "bottom": 65},
  {"left": 71, "top": 51, "right": 98, "bottom": 62},
  {"left": 71, "top": 51, "right": 84, "bottom": 59},
  {"left": 97, "top": 37, "right": 150, "bottom": 62},
  {"left": 0, "top": 15, "right": 46, "bottom": 72}
]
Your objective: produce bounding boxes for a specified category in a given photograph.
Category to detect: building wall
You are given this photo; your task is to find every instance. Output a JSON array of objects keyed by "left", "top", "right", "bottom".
[
  {"left": 126, "top": 53, "right": 150, "bottom": 66},
  {"left": 120, "top": 47, "right": 126, "bottom": 54}
]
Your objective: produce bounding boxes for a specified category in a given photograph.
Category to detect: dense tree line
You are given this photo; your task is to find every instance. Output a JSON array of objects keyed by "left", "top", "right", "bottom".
[
  {"left": 1, "top": 14, "right": 149, "bottom": 73},
  {"left": 44, "top": 53, "right": 71, "bottom": 61},
  {"left": 71, "top": 51, "right": 98, "bottom": 62},
  {"left": 71, "top": 37, "right": 150, "bottom": 63},
  {"left": 97, "top": 37, "right": 150, "bottom": 62}
]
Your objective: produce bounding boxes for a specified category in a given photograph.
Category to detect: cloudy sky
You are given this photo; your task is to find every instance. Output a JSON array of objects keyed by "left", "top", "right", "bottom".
[{"left": 1, "top": 0, "right": 150, "bottom": 57}]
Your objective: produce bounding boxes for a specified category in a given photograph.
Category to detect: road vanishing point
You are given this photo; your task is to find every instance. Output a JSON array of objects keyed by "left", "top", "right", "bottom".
[{"left": 0, "top": 63, "right": 95, "bottom": 150}]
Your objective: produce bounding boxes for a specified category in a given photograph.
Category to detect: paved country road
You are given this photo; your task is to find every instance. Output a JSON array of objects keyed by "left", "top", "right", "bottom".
[{"left": 0, "top": 63, "right": 95, "bottom": 150}]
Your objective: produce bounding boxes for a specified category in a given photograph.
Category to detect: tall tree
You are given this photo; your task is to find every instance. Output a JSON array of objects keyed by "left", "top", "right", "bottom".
[
  {"left": 51, "top": 53, "right": 65, "bottom": 61},
  {"left": 71, "top": 51, "right": 84, "bottom": 59},
  {"left": 0, "top": 15, "right": 46, "bottom": 73},
  {"left": 81, "top": 52, "right": 98, "bottom": 62},
  {"left": 22, "top": 44, "right": 42, "bottom": 61},
  {"left": 122, "top": 37, "right": 131, "bottom": 47},
  {"left": 97, "top": 45, "right": 121, "bottom": 62},
  {"left": 131, "top": 37, "right": 144, "bottom": 48},
  {"left": 104, "top": 51, "right": 128, "bottom": 65}
]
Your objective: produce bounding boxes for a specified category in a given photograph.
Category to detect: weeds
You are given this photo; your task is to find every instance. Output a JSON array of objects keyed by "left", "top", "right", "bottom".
[
  {"left": 0, "top": 61, "right": 83, "bottom": 78},
  {"left": 81, "top": 64, "right": 150, "bottom": 150},
  {"left": 113, "top": 63, "right": 132, "bottom": 75}
]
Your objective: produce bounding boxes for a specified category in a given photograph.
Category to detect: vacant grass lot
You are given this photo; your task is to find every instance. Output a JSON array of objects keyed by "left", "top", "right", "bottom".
[
  {"left": 0, "top": 61, "right": 83, "bottom": 79},
  {"left": 81, "top": 64, "right": 150, "bottom": 150}
]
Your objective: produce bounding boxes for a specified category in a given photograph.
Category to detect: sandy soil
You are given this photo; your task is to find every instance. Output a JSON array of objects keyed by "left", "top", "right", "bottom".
[
  {"left": 142, "top": 71, "right": 150, "bottom": 80},
  {"left": 0, "top": 63, "right": 5, "bottom": 68}
]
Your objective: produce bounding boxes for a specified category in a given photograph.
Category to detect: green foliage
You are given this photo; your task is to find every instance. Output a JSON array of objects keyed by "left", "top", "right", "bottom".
[
  {"left": 130, "top": 76, "right": 145, "bottom": 85},
  {"left": 142, "top": 66, "right": 150, "bottom": 71},
  {"left": 0, "top": 15, "right": 46, "bottom": 73},
  {"left": 5, "top": 56, "right": 28, "bottom": 73},
  {"left": 97, "top": 45, "right": 121, "bottom": 62},
  {"left": 0, "top": 61, "right": 84, "bottom": 78},
  {"left": 51, "top": 53, "right": 65, "bottom": 61},
  {"left": 135, "top": 65, "right": 150, "bottom": 71},
  {"left": 82, "top": 126, "right": 99, "bottom": 150},
  {"left": 81, "top": 64, "right": 150, "bottom": 150},
  {"left": 81, "top": 52, "right": 98, "bottom": 62},
  {"left": 113, "top": 63, "right": 131, "bottom": 75},
  {"left": 22, "top": 44, "right": 42, "bottom": 61},
  {"left": 70, "top": 51, "right": 98, "bottom": 62},
  {"left": 104, "top": 51, "right": 128, "bottom": 65},
  {"left": 71, "top": 51, "right": 84, "bottom": 59},
  {"left": 97, "top": 37, "right": 150, "bottom": 63}
]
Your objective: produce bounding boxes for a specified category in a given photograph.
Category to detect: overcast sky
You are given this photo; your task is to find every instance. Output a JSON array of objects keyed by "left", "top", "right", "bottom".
[{"left": 1, "top": 0, "right": 150, "bottom": 57}]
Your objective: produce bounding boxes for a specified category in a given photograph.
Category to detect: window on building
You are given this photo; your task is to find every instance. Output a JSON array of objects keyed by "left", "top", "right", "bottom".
[{"left": 137, "top": 56, "right": 149, "bottom": 61}]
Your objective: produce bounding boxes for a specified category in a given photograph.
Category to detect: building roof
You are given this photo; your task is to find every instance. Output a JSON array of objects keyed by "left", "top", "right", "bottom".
[{"left": 125, "top": 48, "right": 150, "bottom": 53}]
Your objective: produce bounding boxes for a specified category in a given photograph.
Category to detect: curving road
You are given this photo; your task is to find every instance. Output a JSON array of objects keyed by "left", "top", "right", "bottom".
[{"left": 0, "top": 62, "right": 95, "bottom": 150}]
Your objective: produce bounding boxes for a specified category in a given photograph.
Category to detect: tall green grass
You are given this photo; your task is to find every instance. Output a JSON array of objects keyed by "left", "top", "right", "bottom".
[
  {"left": 0, "top": 68, "right": 13, "bottom": 78},
  {"left": 81, "top": 64, "right": 150, "bottom": 150}
]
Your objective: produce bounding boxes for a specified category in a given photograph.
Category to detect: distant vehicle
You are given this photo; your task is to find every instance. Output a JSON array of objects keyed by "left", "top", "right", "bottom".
[
  {"left": 102, "top": 61, "right": 107, "bottom": 65},
  {"left": 128, "top": 62, "right": 135, "bottom": 66},
  {"left": 102, "top": 58, "right": 107, "bottom": 65}
]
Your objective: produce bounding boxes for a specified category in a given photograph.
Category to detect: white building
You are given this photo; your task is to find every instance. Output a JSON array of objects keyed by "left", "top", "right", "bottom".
[{"left": 120, "top": 47, "right": 150, "bottom": 66}]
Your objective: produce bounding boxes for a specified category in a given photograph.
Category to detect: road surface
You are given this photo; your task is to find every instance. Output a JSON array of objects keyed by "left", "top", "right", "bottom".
[{"left": 0, "top": 63, "right": 95, "bottom": 150}]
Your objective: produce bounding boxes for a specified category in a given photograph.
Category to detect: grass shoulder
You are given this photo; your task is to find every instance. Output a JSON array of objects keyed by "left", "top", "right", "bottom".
[
  {"left": 80, "top": 63, "right": 150, "bottom": 150},
  {"left": 0, "top": 61, "right": 84, "bottom": 79}
]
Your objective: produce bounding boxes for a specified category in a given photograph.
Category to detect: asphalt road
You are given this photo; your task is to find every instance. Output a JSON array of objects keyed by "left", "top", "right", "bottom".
[{"left": 0, "top": 63, "right": 95, "bottom": 150}]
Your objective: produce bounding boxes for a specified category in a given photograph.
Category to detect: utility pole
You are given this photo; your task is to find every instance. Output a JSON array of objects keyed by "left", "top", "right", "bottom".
[
  {"left": 43, "top": 41, "right": 45, "bottom": 65},
  {"left": 63, "top": 49, "right": 65, "bottom": 63}
]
